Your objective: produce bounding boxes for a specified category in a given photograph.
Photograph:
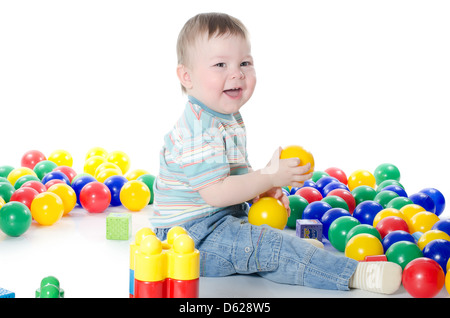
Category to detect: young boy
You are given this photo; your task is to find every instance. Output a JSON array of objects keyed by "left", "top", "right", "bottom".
[{"left": 151, "top": 12, "right": 402, "bottom": 294}]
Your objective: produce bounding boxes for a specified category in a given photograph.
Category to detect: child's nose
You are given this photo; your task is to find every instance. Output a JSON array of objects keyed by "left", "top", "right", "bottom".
[{"left": 231, "top": 68, "right": 245, "bottom": 79}]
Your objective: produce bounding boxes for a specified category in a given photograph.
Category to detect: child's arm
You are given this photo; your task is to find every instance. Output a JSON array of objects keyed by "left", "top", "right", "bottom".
[{"left": 198, "top": 147, "right": 312, "bottom": 208}]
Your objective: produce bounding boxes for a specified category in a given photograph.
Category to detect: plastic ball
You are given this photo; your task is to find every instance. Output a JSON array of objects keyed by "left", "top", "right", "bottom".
[
  {"left": 432, "top": 219, "right": 450, "bottom": 237},
  {"left": 106, "top": 150, "right": 131, "bottom": 175},
  {"left": 42, "top": 171, "right": 71, "bottom": 187},
  {"left": 409, "top": 211, "right": 440, "bottom": 233},
  {"left": 286, "top": 195, "right": 309, "bottom": 229},
  {"left": 374, "top": 190, "right": 399, "bottom": 208},
  {"left": 320, "top": 208, "right": 351, "bottom": 239},
  {"left": 79, "top": 181, "right": 111, "bottom": 213},
  {"left": 31, "top": 192, "right": 64, "bottom": 226},
  {"left": 372, "top": 208, "right": 406, "bottom": 227},
  {"left": 0, "top": 197, "right": 5, "bottom": 209},
  {"left": 324, "top": 167, "right": 347, "bottom": 184},
  {"left": 119, "top": 180, "right": 151, "bottom": 212},
  {"left": 409, "top": 192, "right": 435, "bottom": 214},
  {"left": 125, "top": 169, "right": 150, "bottom": 181},
  {"left": 9, "top": 187, "right": 39, "bottom": 209},
  {"left": 328, "top": 216, "right": 360, "bottom": 252},
  {"left": 0, "top": 201, "right": 32, "bottom": 237},
  {"left": 47, "top": 183, "right": 77, "bottom": 215},
  {"left": 44, "top": 179, "right": 66, "bottom": 189},
  {"left": 20, "top": 180, "right": 47, "bottom": 194},
  {"left": 104, "top": 175, "right": 128, "bottom": 206},
  {"left": 136, "top": 174, "right": 156, "bottom": 205},
  {"left": 48, "top": 149, "right": 73, "bottom": 167},
  {"left": 96, "top": 168, "right": 122, "bottom": 183},
  {"left": 400, "top": 204, "right": 426, "bottom": 229},
  {"left": 446, "top": 270, "right": 450, "bottom": 295},
  {"left": 385, "top": 241, "right": 423, "bottom": 270},
  {"left": 353, "top": 200, "right": 383, "bottom": 225},
  {"left": 94, "top": 162, "right": 121, "bottom": 179},
  {"left": 84, "top": 155, "right": 107, "bottom": 176},
  {"left": 13, "top": 175, "right": 40, "bottom": 190},
  {"left": 85, "top": 147, "right": 108, "bottom": 160},
  {"left": 321, "top": 195, "right": 349, "bottom": 211},
  {"left": 345, "top": 223, "right": 382, "bottom": 245},
  {"left": 326, "top": 189, "right": 355, "bottom": 214},
  {"left": 345, "top": 233, "right": 384, "bottom": 261},
  {"left": 248, "top": 197, "right": 288, "bottom": 230},
  {"left": 419, "top": 188, "right": 445, "bottom": 216},
  {"left": 302, "top": 201, "right": 331, "bottom": 220},
  {"left": 351, "top": 185, "right": 377, "bottom": 206},
  {"left": 295, "top": 187, "right": 322, "bottom": 203},
  {"left": 0, "top": 182, "right": 15, "bottom": 202},
  {"left": 423, "top": 239, "right": 450, "bottom": 274},
  {"left": 373, "top": 163, "right": 400, "bottom": 186},
  {"left": 71, "top": 175, "right": 96, "bottom": 205},
  {"left": 315, "top": 176, "right": 339, "bottom": 195},
  {"left": 311, "top": 171, "right": 328, "bottom": 183},
  {"left": 402, "top": 257, "right": 445, "bottom": 298},
  {"left": 0, "top": 165, "right": 14, "bottom": 178},
  {"left": 347, "top": 169, "right": 376, "bottom": 192},
  {"left": 53, "top": 166, "right": 77, "bottom": 183},
  {"left": 381, "top": 185, "right": 407, "bottom": 197},
  {"left": 375, "top": 216, "right": 410, "bottom": 239},
  {"left": 280, "top": 145, "right": 314, "bottom": 174},
  {"left": 33, "top": 160, "right": 58, "bottom": 180},
  {"left": 21, "top": 150, "right": 46, "bottom": 169},
  {"left": 382, "top": 230, "right": 416, "bottom": 252},
  {"left": 417, "top": 230, "right": 450, "bottom": 250},
  {"left": 386, "top": 196, "right": 413, "bottom": 210},
  {"left": 7, "top": 167, "right": 37, "bottom": 186}
]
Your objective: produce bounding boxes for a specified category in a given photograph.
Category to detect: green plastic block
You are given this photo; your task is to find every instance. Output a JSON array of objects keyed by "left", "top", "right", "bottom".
[{"left": 106, "top": 213, "right": 132, "bottom": 240}]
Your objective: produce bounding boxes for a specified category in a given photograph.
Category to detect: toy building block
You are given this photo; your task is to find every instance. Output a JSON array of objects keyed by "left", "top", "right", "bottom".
[
  {"left": 129, "top": 227, "right": 155, "bottom": 298},
  {"left": 296, "top": 219, "right": 323, "bottom": 241},
  {"left": 35, "top": 276, "right": 64, "bottom": 298},
  {"left": 132, "top": 226, "right": 200, "bottom": 298},
  {"left": 106, "top": 212, "right": 132, "bottom": 240},
  {"left": 0, "top": 288, "right": 15, "bottom": 298},
  {"left": 362, "top": 255, "right": 388, "bottom": 262}
]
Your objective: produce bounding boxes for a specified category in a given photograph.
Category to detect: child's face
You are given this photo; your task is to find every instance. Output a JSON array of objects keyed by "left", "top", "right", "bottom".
[{"left": 181, "top": 33, "right": 256, "bottom": 115}]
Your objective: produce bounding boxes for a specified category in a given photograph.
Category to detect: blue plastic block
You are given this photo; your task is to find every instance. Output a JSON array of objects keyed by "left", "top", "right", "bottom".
[{"left": 0, "top": 288, "right": 15, "bottom": 298}]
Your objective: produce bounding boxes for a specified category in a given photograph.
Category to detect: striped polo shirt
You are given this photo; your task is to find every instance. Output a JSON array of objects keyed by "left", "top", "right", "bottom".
[{"left": 151, "top": 95, "right": 251, "bottom": 228}]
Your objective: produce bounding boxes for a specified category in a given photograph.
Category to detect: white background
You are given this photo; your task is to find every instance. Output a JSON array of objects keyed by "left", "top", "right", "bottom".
[{"left": 0, "top": 0, "right": 449, "bottom": 298}]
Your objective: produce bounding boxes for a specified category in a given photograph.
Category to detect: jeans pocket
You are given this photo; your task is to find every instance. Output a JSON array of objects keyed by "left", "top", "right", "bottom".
[
  {"left": 233, "top": 223, "right": 282, "bottom": 274},
  {"left": 200, "top": 251, "right": 236, "bottom": 277}
]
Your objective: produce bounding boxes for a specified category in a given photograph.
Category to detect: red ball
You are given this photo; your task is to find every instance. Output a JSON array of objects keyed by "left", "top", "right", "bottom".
[
  {"left": 324, "top": 167, "right": 347, "bottom": 185},
  {"left": 295, "top": 187, "right": 322, "bottom": 203},
  {"left": 80, "top": 181, "right": 111, "bottom": 213},
  {"left": 327, "top": 189, "right": 356, "bottom": 214},
  {"left": 44, "top": 179, "right": 66, "bottom": 190},
  {"left": 53, "top": 166, "right": 77, "bottom": 183},
  {"left": 10, "top": 187, "right": 39, "bottom": 209},
  {"left": 21, "top": 150, "right": 46, "bottom": 169},
  {"left": 375, "top": 216, "right": 409, "bottom": 238},
  {"left": 20, "top": 180, "right": 47, "bottom": 194},
  {"left": 402, "top": 258, "right": 445, "bottom": 298}
]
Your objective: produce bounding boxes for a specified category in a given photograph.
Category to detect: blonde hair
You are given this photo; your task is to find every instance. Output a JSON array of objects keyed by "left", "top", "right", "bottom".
[{"left": 176, "top": 12, "right": 249, "bottom": 93}]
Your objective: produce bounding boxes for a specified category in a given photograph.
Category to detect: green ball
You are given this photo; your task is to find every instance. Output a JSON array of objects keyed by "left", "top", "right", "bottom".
[
  {"left": 0, "top": 165, "right": 14, "bottom": 178},
  {"left": 374, "top": 163, "right": 401, "bottom": 186},
  {"left": 374, "top": 190, "right": 399, "bottom": 208},
  {"left": 385, "top": 241, "right": 423, "bottom": 270},
  {"left": 0, "top": 182, "right": 15, "bottom": 202},
  {"left": 386, "top": 196, "right": 413, "bottom": 210},
  {"left": 0, "top": 201, "right": 32, "bottom": 237},
  {"left": 286, "top": 195, "right": 309, "bottom": 229},
  {"left": 351, "top": 185, "right": 377, "bottom": 206},
  {"left": 328, "top": 216, "right": 361, "bottom": 252},
  {"left": 312, "top": 171, "right": 329, "bottom": 183},
  {"left": 321, "top": 195, "right": 349, "bottom": 211},
  {"left": 14, "top": 175, "right": 40, "bottom": 190},
  {"left": 376, "top": 180, "right": 404, "bottom": 193},
  {"left": 345, "top": 224, "right": 382, "bottom": 246},
  {"left": 33, "top": 160, "right": 58, "bottom": 180},
  {"left": 137, "top": 174, "right": 156, "bottom": 204}
]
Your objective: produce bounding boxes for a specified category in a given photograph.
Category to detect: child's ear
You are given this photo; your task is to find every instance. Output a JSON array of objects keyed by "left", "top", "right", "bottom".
[{"left": 176, "top": 64, "right": 193, "bottom": 90}]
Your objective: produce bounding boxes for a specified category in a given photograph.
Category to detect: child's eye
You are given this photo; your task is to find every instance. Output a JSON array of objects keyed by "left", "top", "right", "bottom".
[
  {"left": 241, "top": 61, "right": 251, "bottom": 67},
  {"left": 215, "top": 63, "right": 226, "bottom": 67}
]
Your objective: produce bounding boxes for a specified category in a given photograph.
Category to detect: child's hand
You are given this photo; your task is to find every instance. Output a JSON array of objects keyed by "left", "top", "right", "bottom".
[
  {"left": 261, "top": 147, "right": 312, "bottom": 189},
  {"left": 253, "top": 187, "right": 291, "bottom": 216}
]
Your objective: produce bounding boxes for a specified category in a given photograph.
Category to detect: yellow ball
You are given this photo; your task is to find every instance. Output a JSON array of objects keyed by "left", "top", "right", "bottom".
[
  {"left": 84, "top": 155, "right": 106, "bottom": 176},
  {"left": 120, "top": 180, "right": 151, "bottom": 211},
  {"left": 400, "top": 204, "right": 426, "bottom": 229},
  {"left": 107, "top": 150, "right": 131, "bottom": 175},
  {"left": 48, "top": 149, "right": 73, "bottom": 167},
  {"left": 347, "top": 169, "right": 376, "bottom": 191},
  {"left": 94, "top": 162, "right": 122, "bottom": 179},
  {"left": 409, "top": 211, "right": 440, "bottom": 233},
  {"left": 372, "top": 208, "right": 406, "bottom": 227},
  {"left": 85, "top": 147, "right": 108, "bottom": 160},
  {"left": 96, "top": 168, "right": 122, "bottom": 183},
  {"left": 7, "top": 167, "right": 37, "bottom": 186},
  {"left": 0, "top": 197, "right": 5, "bottom": 209},
  {"left": 446, "top": 271, "right": 450, "bottom": 295},
  {"left": 345, "top": 233, "right": 384, "bottom": 261},
  {"left": 31, "top": 192, "right": 64, "bottom": 226},
  {"left": 280, "top": 145, "right": 314, "bottom": 174},
  {"left": 417, "top": 230, "right": 450, "bottom": 250},
  {"left": 248, "top": 197, "right": 288, "bottom": 230},
  {"left": 47, "top": 183, "right": 77, "bottom": 215},
  {"left": 125, "top": 169, "right": 150, "bottom": 181}
]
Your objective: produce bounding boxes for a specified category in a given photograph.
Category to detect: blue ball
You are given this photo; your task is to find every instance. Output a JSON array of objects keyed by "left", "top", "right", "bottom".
[
  {"left": 71, "top": 175, "right": 96, "bottom": 205},
  {"left": 420, "top": 188, "right": 446, "bottom": 216},
  {"left": 423, "top": 239, "right": 450, "bottom": 274},
  {"left": 303, "top": 201, "right": 331, "bottom": 220},
  {"left": 315, "top": 176, "right": 339, "bottom": 195},
  {"left": 303, "top": 180, "right": 318, "bottom": 189},
  {"left": 104, "top": 175, "right": 128, "bottom": 206},
  {"left": 320, "top": 207, "right": 351, "bottom": 239},
  {"left": 322, "top": 182, "right": 349, "bottom": 197},
  {"left": 382, "top": 230, "right": 415, "bottom": 253},
  {"left": 353, "top": 200, "right": 383, "bottom": 225},
  {"left": 382, "top": 185, "right": 407, "bottom": 197},
  {"left": 432, "top": 219, "right": 450, "bottom": 237},
  {"left": 409, "top": 192, "right": 435, "bottom": 214},
  {"left": 41, "top": 171, "right": 71, "bottom": 186}
]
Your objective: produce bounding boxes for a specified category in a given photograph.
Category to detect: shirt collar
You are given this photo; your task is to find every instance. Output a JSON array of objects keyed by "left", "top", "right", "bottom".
[{"left": 188, "top": 95, "right": 234, "bottom": 120}]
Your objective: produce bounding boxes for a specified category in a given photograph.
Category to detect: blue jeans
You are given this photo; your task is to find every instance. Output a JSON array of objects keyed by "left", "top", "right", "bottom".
[{"left": 154, "top": 203, "right": 358, "bottom": 291}]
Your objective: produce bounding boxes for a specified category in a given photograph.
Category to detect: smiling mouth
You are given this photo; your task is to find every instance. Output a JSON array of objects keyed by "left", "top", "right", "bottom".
[{"left": 223, "top": 88, "right": 242, "bottom": 98}]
